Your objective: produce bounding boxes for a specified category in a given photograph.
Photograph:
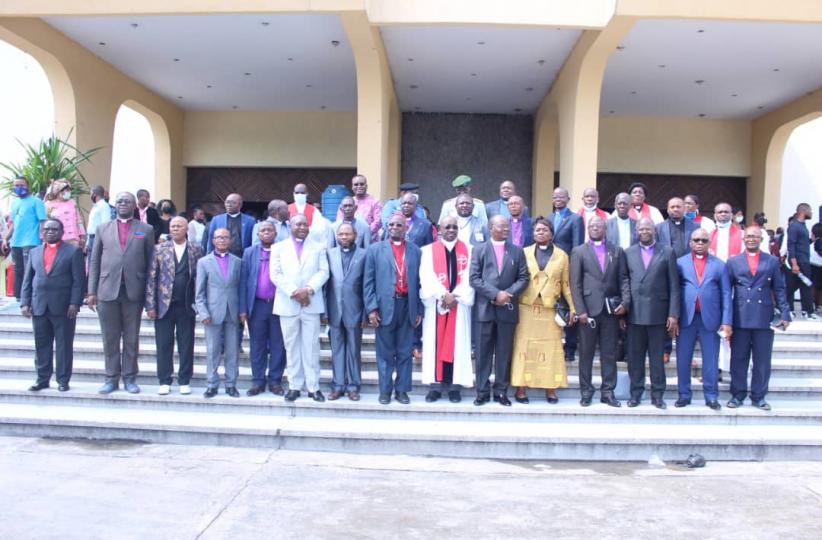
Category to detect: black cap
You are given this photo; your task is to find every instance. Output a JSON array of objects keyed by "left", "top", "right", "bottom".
[{"left": 399, "top": 182, "right": 419, "bottom": 191}]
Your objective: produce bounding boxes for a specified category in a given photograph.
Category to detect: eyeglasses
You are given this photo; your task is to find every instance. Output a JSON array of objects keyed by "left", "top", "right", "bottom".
[
  {"left": 442, "top": 225, "right": 458, "bottom": 230},
  {"left": 691, "top": 238, "right": 709, "bottom": 243}
]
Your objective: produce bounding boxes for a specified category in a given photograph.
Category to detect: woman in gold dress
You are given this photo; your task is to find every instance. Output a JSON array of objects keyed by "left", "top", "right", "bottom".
[{"left": 510, "top": 218, "right": 576, "bottom": 404}]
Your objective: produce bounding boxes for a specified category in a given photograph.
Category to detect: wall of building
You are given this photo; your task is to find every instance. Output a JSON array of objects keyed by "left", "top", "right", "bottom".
[
  {"left": 597, "top": 116, "right": 751, "bottom": 176},
  {"left": 401, "top": 112, "right": 534, "bottom": 212},
  {"left": 182, "top": 110, "right": 357, "bottom": 168}
]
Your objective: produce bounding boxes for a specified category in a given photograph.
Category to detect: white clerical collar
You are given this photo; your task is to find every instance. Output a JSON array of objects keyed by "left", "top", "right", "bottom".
[
  {"left": 441, "top": 239, "right": 457, "bottom": 250},
  {"left": 214, "top": 251, "right": 228, "bottom": 257},
  {"left": 747, "top": 250, "right": 759, "bottom": 257},
  {"left": 538, "top": 244, "right": 549, "bottom": 250},
  {"left": 695, "top": 254, "right": 705, "bottom": 259},
  {"left": 262, "top": 246, "right": 271, "bottom": 251},
  {"left": 227, "top": 213, "right": 240, "bottom": 218},
  {"left": 47, "top": 242, "right": 59, "bottom": 248},
  {"left": 592, "top": 240, "right": 603, "bottom": 246},
  {"left": 392, "top": 240, "right": 403, "bottom": 246},
  {"left": 672, "top": 220, "right": 682, "bottom": 225},
  {"left": 342, "top": 247, "right": 351, "bottom": 252},
  {"left": 117, "top": 217, "right": 131, "bottom": 223},
  {"left": 293, "top": 238, "right": 304, "bottom": 243},
  {"left": 491, "top": 239, "right": 505, "bottom": 246},
  {"left": 511, "top": 217, "right": 520, "bottom": 223}
]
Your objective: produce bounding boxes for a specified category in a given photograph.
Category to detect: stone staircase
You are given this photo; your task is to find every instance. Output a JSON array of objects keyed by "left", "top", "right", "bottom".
[{"left": 0, "top": 304, "right": 821, "bottom": 461}]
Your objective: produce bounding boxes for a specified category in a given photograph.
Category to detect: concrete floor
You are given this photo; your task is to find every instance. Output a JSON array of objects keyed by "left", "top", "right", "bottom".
[{"left": 1, "top": 436, "right": 821, "bottom": 539}]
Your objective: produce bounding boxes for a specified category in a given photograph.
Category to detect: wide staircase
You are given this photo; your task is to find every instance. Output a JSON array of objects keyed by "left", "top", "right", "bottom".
[{"left": 0, "top": 303, "right": 820, "bottom": 461}]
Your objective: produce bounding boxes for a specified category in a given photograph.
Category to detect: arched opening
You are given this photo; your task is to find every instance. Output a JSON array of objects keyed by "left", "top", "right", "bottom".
[
  {"left": 109, "top": 103, "right": 156, "bottom": 198},
  {"left": 780, "top": 115, "right": 822, "bottom": 225}
]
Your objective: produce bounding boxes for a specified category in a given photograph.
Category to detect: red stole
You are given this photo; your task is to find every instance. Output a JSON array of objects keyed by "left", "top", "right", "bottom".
[
  {"left": 432, "top": 240, "right": 469, "bottom": 380},
  {"left": 709, "top": 225, "right": 743, "bottom": 258},
  {"left": 628, "top": 203, "right": 652, "bottom": 221},
  {"left": 577, "top": 207, "right": 608, "bottom": 224},
  {"left": 288, "top": 203, "right": 315, "bottom": 226}
]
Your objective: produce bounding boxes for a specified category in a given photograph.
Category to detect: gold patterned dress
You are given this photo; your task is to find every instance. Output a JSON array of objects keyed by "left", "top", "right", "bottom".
[{"left": 510, "top": 244, "right": 575, "bottom": 390}]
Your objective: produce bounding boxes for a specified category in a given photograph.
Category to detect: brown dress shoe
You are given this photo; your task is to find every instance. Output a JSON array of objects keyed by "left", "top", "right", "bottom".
[
  {"left": 327, "top": 390, "right": 344, "bottom": 401},
  {"left": 348, "top": 391, "right": 360, "bottom": 401},
  {"left": 269, "top": 385, "right": 285, "bottom": 396}
]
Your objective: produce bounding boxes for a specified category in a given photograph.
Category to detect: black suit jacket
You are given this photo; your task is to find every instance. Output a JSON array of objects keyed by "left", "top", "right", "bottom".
[
  {"left": 469, "top": 241, "right": 529, "bottom": 323},
  {"left": 605, "top": 216, "right": 638, "bottom": 247},
  {"left": 20, "top": 242, "right": 84, "bottom": 316},
  {"left": 655, "top": 218, "right": 700, "bottom": 257},
  {"left": 552, "top": 211, "right": 584, "bottom": 254},
  {"left": 570, "top": 242, "right": 631, "bottom": 318},
  {"left": 621, "top": 243, "right": 681, "bottom": 325},
  {"left": 134, "top": 206, "right": 162, "bottom": 241}
]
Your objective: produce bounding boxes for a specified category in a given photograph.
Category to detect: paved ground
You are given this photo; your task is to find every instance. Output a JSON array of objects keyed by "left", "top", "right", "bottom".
[{"left": 0, "top": 436, "right": 821, "bottom": 539}]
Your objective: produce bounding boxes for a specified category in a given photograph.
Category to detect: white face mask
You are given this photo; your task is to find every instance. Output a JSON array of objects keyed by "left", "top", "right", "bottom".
[
  {"left": 62, "top": 191, "right": 72, "bottom": 201},
  {"left": 735, "top": 215, "right": 744, "bottom": 223},
  {"left": 294, "top": 193, "right": 307, "bottom": 205}
]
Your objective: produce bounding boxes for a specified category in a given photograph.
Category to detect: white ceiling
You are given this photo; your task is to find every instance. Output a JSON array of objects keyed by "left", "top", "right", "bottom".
[
  {"left": 601, "top": 19, "right": 822, "bottom": 119},
  {"left": 44, "top": 14, "right": 357, "bottom": 111},
  {"left": 380, "top": 25, "right": 581, "bottom": 114}
]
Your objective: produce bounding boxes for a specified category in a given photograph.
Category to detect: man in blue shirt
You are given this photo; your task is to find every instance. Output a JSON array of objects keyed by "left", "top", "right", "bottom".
[
  {"left": 86, "top": 185, "right": 112, "bottom": 263},
  {"left": 787, "top": 202, "right": 815, "bottom": 318},
  {"left": 5, "top": 176, "right": 47, "bottom": 301}
]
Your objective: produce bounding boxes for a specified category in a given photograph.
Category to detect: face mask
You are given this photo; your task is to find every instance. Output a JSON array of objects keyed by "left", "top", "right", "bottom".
[
  {"left": 62, "top": 191, "right": 72, "bottom": 201},
  {"left": 13, "top": 186, "right": 28, "bottom": 197},
  {"left": 735, "top": 215, "right": 744, "bottom": 224},
  {"left": 716, "top": 220, "right": 730, "bottom": 229},
  {"left": 293, "top": 193, "right": 307, "bottom": 205},
  {"left": 684, "top": 211, "right": 696, "bottom": 220}
]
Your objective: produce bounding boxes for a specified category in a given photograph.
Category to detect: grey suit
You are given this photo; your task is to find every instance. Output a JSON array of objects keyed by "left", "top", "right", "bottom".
[
  {"left": 328, "top": 218, "right": 371, "bottom": 250},
  {"left": 195, "top": 252, "right": 242, "bottom": 389},
  {"left": 21, "top": 243, "right": 84, "bottom": 386},
  {"left": 469, "top": 241, "right": 529, "bottom": 398},
  {"left": 621, "top": 243, "right": 681, "bottom": 401},
  {"left": 88, "top": 219, "right": 155, "bottom": 384},
  {"left": 325, "top": 246, "right": 366, "bottom": 392},
  {"left": 605, "top": 216, "right": 638, "bottom": 249},
  {"left": 570, "top": 242, "right": 631, "bottom": 398}
]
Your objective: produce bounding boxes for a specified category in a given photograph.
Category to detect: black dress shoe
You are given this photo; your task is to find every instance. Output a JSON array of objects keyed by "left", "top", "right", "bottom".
[
  {"left": 28, "top": 381, "right": 49, "bottom": 392},
  {"left": 546, "top": 394, "right": 559, "bottom": 404},
  {"left": 652, "top": 399, "right": 667, "bottom": 410},
  {"left": 246, "top": 386, "right": 264, "bottom": 396},
  {"left": 378, "top": 393, "right": 391, "bottom": 405},
  {"left": 425, "top": 390, "right": 441, "bottom": 403},
  {"left": 448, "top": 390, "right": 462, "bottom": 403},
  {"left": 494, "top": 395, "right": 512, "bottom": 407},
  {"left": 473, "top": 395, "right": 490, "bottom": 406},
  {"left": 269, "top": 385, "right": 285, "bottom": 396},
  {"left": 706, "top": 400, "right": 722, "bottom": 410},
  {"left": 600, "top": 396, "right": 621, "bottom": 408},
  {"left": 203, "top": 387, "right": 218, "bottom": 398},
  {"left": 58, "top": 383, "right": 70, "bottom": 392},
  {"left": 751, "top": 399, "right": 771, "bottom": 411},
  {"left": 580, "top": 396, "right": 592, "bottom": 407},
  {"left": 514, "top": 394, "right": 530, "bottom": 404},
  {"left": 627, "top": 398, "right": 640, "bottom": 408},
  {"left": 226, "top": 387, "right": 240, "bottom": 398},
  {"left": 726, "top": 397, "right": 744, "bottom": 408},
  {"left": 309, "top": 390, "right": 325, "bottom": 402},
  {"left": 284, "top": 390, "right": 301, "bottom": 402},
  {"left": 675, "top": 398, "right": 691, "bottom": 408},
  {"left": 395, "top": 392, "right": 410, "bottom": 404}
]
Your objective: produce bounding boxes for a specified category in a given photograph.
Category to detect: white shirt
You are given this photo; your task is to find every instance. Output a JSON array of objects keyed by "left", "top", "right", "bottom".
[
  {"left": 715, "top": 224, "right": 730, "bottom": 262},
  {"left": 188, "top": 220, "right": 205, "bottom": 245},
  {"left": 173, "top": 241, "right": 187, "bottom": 263},
  {"left": 87, "top": 198, "right": 112, "bottom": 236},
  {"left": 616, "top": 217, "right": 631, "bottom": 250}
]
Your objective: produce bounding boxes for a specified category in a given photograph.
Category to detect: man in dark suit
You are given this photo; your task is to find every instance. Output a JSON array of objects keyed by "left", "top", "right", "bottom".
[
  {"left": 88, "top": 192, "right": 155, "bottom": 394},
  {"left": 551, "top": 187, "right": 584, "bottom": 363},
  {"left": 570, "top": 216, "right": 630, "bottom": 407},
  {"left": 325, "top": 223, "right": 367, "bottom": 401},
  {"left": 392, "top": 192, "right": 433, "bottom": 248},
  {"left": 506, "top": 196, "right": 533, "bottom": 248},
  {"left": 674, "top": 228, "right": 732, "bottom": 410},
  {"left": 621, "top": 217, "right": 680, "bottom": 409},
  {"left": 145, "top": 216, "right": 204, "bottom": 396},
  {"left": 364, "top": 213, "right": 423, "bottom": 405},
  {"left": 239, "top": 221, "right": 287, "bottom": 397},
  {"left": 486, "top": 180, "right": 531, "bottom": 222},
  {"left": 134, "top": 188, "right": 161, "bottom": 241},
  {"left": 469, "top": 215, "right": 530, "bottom": 406},
  {"left": 206, "top": 193, "right": 256, "bottom": 256},
  {"left": 726, "top": 226, "right": 791, "bottom": 410},
  {"left": 606, "top": 192, "right": 638, "bottom": 249},
  {"left": 21, "top": 218, "right": 84, "bottom": 392}
]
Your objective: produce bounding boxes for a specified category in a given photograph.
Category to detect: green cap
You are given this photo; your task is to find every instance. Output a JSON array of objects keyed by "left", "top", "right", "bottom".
[{"left": 452, "top": 175, "right": 472, "bottom": 188}]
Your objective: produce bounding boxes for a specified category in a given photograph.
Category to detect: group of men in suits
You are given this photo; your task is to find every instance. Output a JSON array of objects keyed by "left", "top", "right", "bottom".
[{"left": 20, "top": 181, "right": 795, "bottom": 414}]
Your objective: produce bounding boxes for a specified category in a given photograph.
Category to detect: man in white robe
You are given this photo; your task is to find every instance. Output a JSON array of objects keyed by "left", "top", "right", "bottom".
[{"left": 420, "top": 215, "right": 475, "bottom": 403}]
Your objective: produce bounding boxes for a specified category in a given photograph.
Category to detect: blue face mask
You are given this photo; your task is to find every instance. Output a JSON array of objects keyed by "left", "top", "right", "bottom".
[
  {"left": 13, "top": 186, "right": 28, "bottom": 197},
  {"left": 684, "top": 211, "right": 696, "bottom": 220}
]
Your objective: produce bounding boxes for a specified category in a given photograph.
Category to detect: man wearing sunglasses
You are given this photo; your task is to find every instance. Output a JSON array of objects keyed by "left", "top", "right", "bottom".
[{"left": 674, "top": 228, "right": 732, "bottom": 410}]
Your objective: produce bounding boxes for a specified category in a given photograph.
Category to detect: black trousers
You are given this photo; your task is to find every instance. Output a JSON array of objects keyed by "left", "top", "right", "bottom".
[
  {"left": 476, "top": 320, "right": 516, "bottom": 398},
  {"left": 12, "top": 246, "right": 33, "bottom": 300},
  {"left": 627, "top": 323, "right": 667, "bottom": 400},
  {"left": 154, "top": 301, "right": 195, "bottom": 385},
  {"left": 787, "top": 262, "right": 814, "bottom": 314},
  {"left": 578, "top": 313, "right": 619, "bottom": 397},
  {"left": 32, "top": 310, "right": 76, "bottom": 385},
  {"left": 563, "top": 324, "right": 578, "bottom": 359}
]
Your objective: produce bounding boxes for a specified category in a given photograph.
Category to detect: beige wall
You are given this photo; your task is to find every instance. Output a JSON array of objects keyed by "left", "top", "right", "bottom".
[
  {"left": 598, "top": 116, "right": 751, "bottom": 176},
  {"left": 182, "top": 111, "right": 356, "bottom": 167}
]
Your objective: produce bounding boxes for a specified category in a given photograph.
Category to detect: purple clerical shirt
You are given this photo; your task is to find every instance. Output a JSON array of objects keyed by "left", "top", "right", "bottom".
[
  {"left": 117, "top": 219, "right": 131, "bottom": 250},
  {"left": 214, "top": 251, "right": 229, "bottom": 280},
  {"left": 510, "top": 218, "right": 523, "bottom": 247},
  {"left": 640, "top": 243, "right": 655, "bottom": 269},
  {"left": 293, "top": 238, "right": 304, "bottom": 260},
  {"left": 591, "top": 240, "right": 606, "bottom": 272},
  {"left": 255, "top": 248, "right": 276, "bottom": 300}
]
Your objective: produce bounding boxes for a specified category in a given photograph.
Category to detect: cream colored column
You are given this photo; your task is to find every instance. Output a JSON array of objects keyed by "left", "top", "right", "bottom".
[
  {"left": 533, "top": 17, "right": 635, "bottom": 210},
  {"left": 531, "top": 103, "right": 558, "bottom": 217},
  {"left": 339, "top": 12, "right": 400, "bottom": 202}
]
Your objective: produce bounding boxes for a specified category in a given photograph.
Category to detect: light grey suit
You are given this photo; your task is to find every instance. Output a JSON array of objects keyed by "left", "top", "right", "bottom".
[
  {"left": 195, "top": 252, "right": 242, "bottom": 389},
  {"left": 328, "top": 218, "right": 371, "bottom": 250},
  {"left": 325, "top": 245, "right": 366, "bottom": 392},
  {"left": 271, "top": 238, "right": 330, "bottom": 392}
]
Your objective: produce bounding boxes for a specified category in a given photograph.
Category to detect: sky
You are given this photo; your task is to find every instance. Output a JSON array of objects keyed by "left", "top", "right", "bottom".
[{"left": 0, "top": 38, "right": 819, "bottom": 224}]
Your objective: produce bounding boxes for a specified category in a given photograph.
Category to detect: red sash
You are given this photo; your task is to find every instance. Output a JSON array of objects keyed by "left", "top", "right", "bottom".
[
  {"left": 628, "top": 203, "right": 652, "bottom": 221},
  {"left": 577, "top": 207, "right": 608, "bottom": 224},
  {"left": 432, "top": 240, "right": 469, "bottom": 380},
  {"left": 709, "top": 225, "right": 742, "bottom": 258},
  {"left": 288, "top": 202, "right": 315, "bottom": 226}
]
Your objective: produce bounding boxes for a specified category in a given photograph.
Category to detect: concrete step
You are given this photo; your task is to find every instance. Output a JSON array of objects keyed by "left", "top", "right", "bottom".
[
  {"left": 1, "top": 400, "right": 820, "bottom": 460},
  {"left": 0, "top": 356, "right": 819, "bottom": 399},
  {"left": 2, "top": 378, "right": 821, "bottom": 426}
]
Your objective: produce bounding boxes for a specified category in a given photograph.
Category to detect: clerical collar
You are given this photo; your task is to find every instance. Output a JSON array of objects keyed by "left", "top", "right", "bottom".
[
  {"left": 117, "top": 217, "right": 131, "bottom": 223},
  {"left": 634, "top": 205, "right": 643, "bottom": 212},
  {"left": 491, "top": 239, "right": 505, "bottom": 246},
  {"left": 694, "top": 253, "right": 705, "bottom": 259},
  {"left": 293, "top": 238, "right": 304, "bottom": 243},
  {"left": 640, "top": 242, "right": 655, "bottom": 249},
  {"left": 392, "top": 240, "right": 403, "bottom": 246},
  {"left": 47, "top": 242, "right": 60, "bottom": 248},
  {"left": 511, "top": 217, "right": 520, "bottom": 222},
  {"left": 672, "top": 220, "right": 682, "bottom": 225},
  {"left": 227, "top": 213, "right": 240, "bottom": 218},
  {"left": 341, "top": 247, "right": 351, "bottom": 252},
  {"left": 746, "top": 250, "right": 759, "bottom": 257},
  {"left": 441, "top": 239, "right": 457, "bottom": 250},
  {"left": 262, "top": 246, "right": 271, "bottom": 251},
  {"left": 538, "top": 244, "right": 550, "bottom": 250},
  {"left": 214, "top": 251, "right": 228, "bottom": 257},
  {"left": 591, "top": 240, "right": 603, "bottom": 246}
]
